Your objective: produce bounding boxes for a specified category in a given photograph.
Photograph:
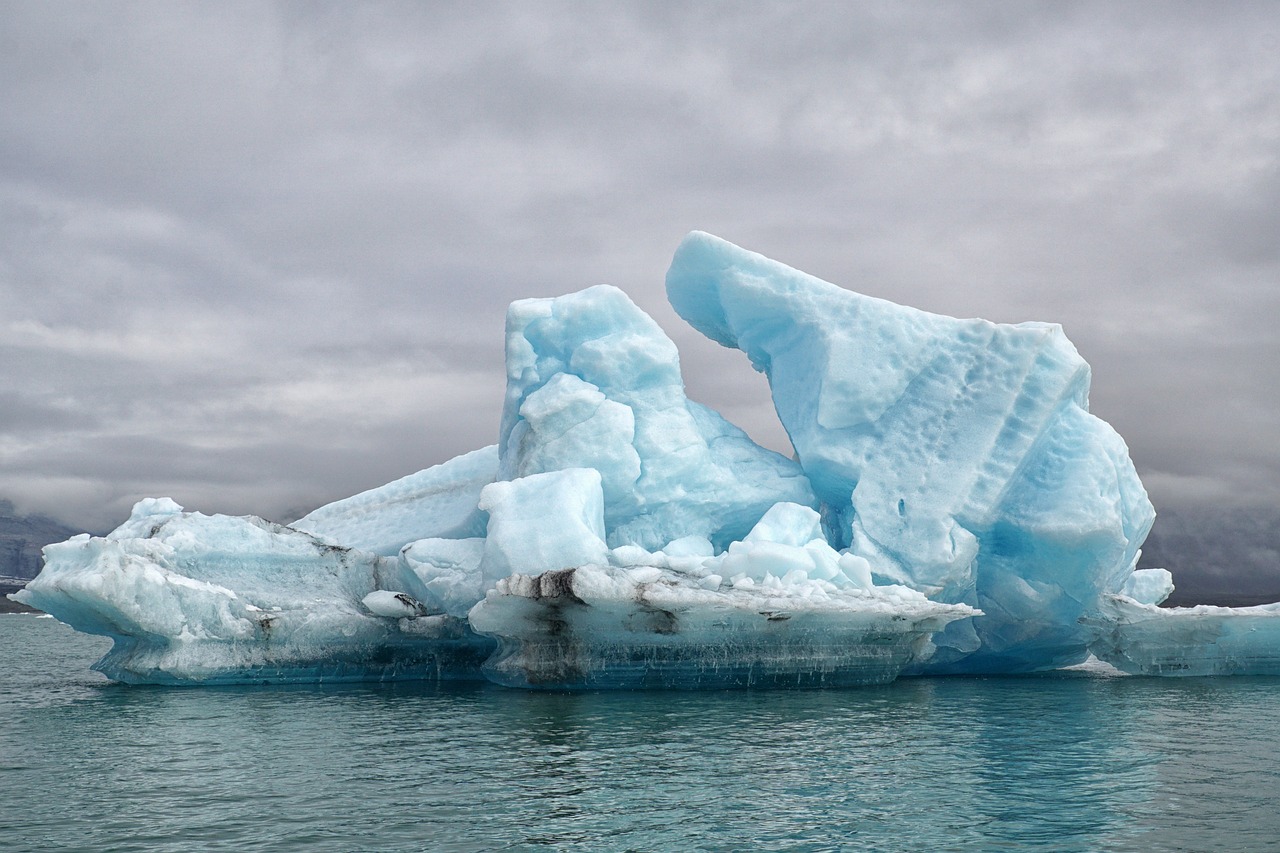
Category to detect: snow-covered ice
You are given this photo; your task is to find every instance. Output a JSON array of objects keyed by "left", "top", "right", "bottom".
[
  {"left": 14, "top": 232, "right": 1279, "bottom": 687},
  {"left": 291, "top": 444, "right": 496, "bottom": 556},
  {"left": 1088, "top": 595, "right": 1280, "bottom": 677}
]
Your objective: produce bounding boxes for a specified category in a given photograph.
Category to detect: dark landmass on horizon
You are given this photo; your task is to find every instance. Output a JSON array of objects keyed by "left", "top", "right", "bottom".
[
  {"left": 1, "top": 497, "right": 1276, "bottom": 611},
  {"left": 0, "top": 500, "right": 79, "bottom": 580},
  {"left": 0, "top": 578, "right": 39, "bottom": 613}
]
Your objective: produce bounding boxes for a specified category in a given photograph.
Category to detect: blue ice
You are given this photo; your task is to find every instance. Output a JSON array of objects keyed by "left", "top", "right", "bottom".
[{"left": 15, "top": 233, "right": 1279, "bottom": 686}]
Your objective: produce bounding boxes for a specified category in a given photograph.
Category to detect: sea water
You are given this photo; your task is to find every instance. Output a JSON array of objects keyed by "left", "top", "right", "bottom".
[{"left": 3, "top": 615, "right": 1279, "bottom": 852}]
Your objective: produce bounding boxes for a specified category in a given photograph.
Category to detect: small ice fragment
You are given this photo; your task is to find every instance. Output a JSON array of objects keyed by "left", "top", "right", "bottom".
[
  {"left": 663, "top": 535, "right": 715, "bottom": 558},
  {"left": 611, "top": 545, "right": 653, "bottom": 566},
  {"left": 1121, "top": 568, "right": 1174, "bottom": 606},
  {"left": 626, "top": 566, "right": 663, "bottom": 584},
  {"left": 362, "top": 590, "right": 430, "bottom": 618}
]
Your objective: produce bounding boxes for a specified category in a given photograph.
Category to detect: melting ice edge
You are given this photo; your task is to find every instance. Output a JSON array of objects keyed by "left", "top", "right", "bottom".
[{"left": 16, "top": 232, "right": 1280, "bottom": 687}]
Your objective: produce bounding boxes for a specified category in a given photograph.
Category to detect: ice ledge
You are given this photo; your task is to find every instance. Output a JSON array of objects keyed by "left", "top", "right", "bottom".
[
  {"left": 469, "top": 564, "right": 977, "bottom": 689},
  {"left": 1088, "top": 595, "right": 1280, "bottom": 677}
]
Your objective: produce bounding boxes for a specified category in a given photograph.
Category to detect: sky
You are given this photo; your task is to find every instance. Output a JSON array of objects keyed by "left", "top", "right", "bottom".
[{"left": 2, "top": 1, "right": 1278, "bottom": 532}]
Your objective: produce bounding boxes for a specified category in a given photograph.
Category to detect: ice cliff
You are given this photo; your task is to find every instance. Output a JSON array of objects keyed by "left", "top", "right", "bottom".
[{"left": 16, "top": 233, "right": 1280, "bottom": 686}]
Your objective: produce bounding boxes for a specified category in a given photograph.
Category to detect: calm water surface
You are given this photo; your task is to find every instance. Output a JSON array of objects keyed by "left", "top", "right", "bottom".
[{"left": 3, "top": 615, "right": 1279, "bottom": 852}]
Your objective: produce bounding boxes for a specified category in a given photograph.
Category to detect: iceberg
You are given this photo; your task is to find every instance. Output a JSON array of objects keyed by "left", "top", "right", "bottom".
[{"left": 14, "top": 232, "right": 1278, "bottom": 686}]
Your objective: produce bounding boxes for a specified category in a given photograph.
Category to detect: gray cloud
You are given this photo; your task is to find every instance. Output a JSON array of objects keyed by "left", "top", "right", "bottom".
[{"left": 2, "top": 1, "right": 1279, "bottom": 531}]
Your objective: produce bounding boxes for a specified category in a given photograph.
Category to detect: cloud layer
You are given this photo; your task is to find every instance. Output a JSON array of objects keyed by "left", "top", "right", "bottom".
[{"left": 3, "top": 2, "right": 1278, "bottom": 530}]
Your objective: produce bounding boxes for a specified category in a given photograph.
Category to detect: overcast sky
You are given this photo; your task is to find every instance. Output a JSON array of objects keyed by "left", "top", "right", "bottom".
[{"left": 2, "top": 1, "right": 1278, "bottom": 532}]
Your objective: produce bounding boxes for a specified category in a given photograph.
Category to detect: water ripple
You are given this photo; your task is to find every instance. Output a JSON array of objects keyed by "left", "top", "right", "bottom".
[{"left": 4, "top": 617, "right": 1280, "bottom": 851}]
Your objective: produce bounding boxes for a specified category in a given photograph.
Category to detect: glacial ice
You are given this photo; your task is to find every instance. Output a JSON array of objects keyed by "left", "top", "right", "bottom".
[
  {"left": 477, "top": 467, "right": 611, "bottom": 585},
  {"left": 291, "top": 444, "right": 496, "bottom": 556},
  {"left": 667, "top": 232, "right": 1155, "bottom": 673},
  {"left": 18, "top": 499, "right": 492, "bottom": 684},
  {"left": 498, "top": 285, "right": 816, "bottom": 551},
  {"left": 15, "top": 232, "right": 1280, "bottom": 687},
  {"left": 470, "top": 564, "right": 971, "bottom": 689},
  {"left": 1121, "top": 568, "right": 1175, "bottom": 606},
  {"left": 1089, "top": 596, "right": 1280, "bottom": 676},
  {"left": 399, "top": 537, "right": 486, "bottom": 619}
]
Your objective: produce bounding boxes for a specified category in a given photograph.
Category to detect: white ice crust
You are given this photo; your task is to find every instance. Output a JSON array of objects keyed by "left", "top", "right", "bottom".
[
  {"left": 291, "top": 445, "right": 496, "bottom": 555},
  {"left": 15, "top": 232, "right": 1276, "bottom": 687}
]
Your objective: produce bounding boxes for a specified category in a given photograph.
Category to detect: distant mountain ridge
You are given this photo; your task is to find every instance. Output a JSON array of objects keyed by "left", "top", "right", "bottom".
[{"left": 0, "top": 500, "right": 80, "bottom": 581}]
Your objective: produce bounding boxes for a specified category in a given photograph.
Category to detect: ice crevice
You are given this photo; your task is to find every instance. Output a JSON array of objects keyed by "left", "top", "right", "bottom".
[{"left": 13, "top": 231, "right": 1279, "bottom": 687}]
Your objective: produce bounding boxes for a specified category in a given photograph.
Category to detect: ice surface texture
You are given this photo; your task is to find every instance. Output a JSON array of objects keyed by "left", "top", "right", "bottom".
[
  {"left": 470, "top": 565, "right": 970, "bottom": 690},
  {"left": 498, "top": 284, "right": 815, "bottom": 551},
  {"left": 667, "top": 232, "right": 1155, "bottom": 673},
  {"left": 15, "top": 232, "right": 1277, "bottom": 686},
  {"left": 291, "top": 445, "right": 496, "bottom": 556},
  {"left": 16, "top": 499, "right": 491, "bottom": 684},
  {"left": 1089, "top": 596, "right": 1280, "bottom": 676}
]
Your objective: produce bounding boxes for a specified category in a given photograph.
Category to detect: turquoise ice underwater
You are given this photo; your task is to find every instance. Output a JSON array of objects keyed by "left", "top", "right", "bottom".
[
  {"left": 6, "top": 616, "right": 1280, "bottom": 852},
  {"left": 14, "top": 232, "right": 1280, "bottom": 685}
]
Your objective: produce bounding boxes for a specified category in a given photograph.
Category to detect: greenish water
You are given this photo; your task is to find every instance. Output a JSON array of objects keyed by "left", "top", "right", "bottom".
[{"left": 3, "top": 615, "right": 1279, "bottom": 852}]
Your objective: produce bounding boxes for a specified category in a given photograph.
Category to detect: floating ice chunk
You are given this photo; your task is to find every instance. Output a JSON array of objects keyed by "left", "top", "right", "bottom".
[
  {"left": 468, "top": 564, "right": 977, "bottom": 689},
  {"left": 292, "top": 445, "right": 497, "bottom": 555},
  {"left": 477, "top": 468, "right": 609, "bottom": 584},
  {"left": 1121, "top": 568, "right": 1174, "bottom": 606},
  {"left": 666, "top": 231, "right": 1154, "bottom": 672},
  {"left": 22, "top": 231, "right": 1274, "bottom": 688},
  {"left": 499, "top": 284, "right": 816, "bottom": 551},
  {"left": 15, "top": 502, "right": 491, "bottom": 683}
]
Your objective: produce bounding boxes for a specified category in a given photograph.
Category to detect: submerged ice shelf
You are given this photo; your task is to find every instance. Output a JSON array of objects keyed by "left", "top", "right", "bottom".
[{"left": 15, "top": 233, "right": 1280, "bottom": 687}]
